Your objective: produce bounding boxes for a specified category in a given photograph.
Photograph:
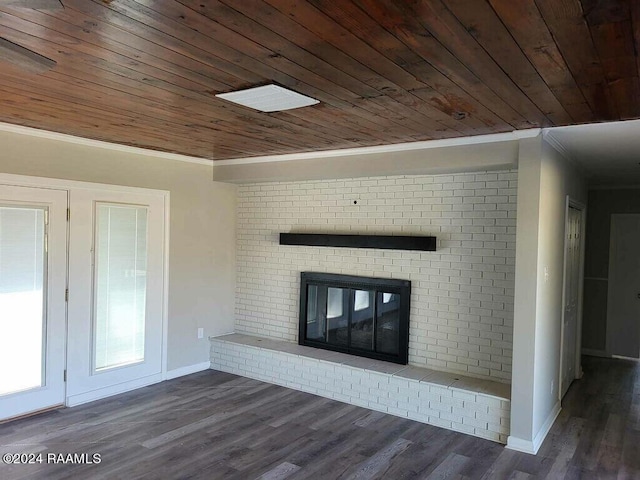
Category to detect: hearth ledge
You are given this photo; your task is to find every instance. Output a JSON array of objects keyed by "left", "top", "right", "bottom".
[{"left": 210, "top": 333, "right": 511, "bottom": 444}]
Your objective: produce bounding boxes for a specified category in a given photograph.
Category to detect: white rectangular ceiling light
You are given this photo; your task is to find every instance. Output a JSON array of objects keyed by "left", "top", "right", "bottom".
[{"left": 215, "top": 84, "right": 319, "bottom": 112}]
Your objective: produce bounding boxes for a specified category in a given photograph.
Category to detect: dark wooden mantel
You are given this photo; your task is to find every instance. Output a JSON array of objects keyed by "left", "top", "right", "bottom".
[{"left": 279, "top": 233, "right": 436, "bottom": 251}]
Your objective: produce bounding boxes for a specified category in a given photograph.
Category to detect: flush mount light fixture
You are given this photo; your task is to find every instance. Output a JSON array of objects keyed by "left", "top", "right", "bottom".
[{"left": 215, "top": 84, "right": 319, "bottom": 112}]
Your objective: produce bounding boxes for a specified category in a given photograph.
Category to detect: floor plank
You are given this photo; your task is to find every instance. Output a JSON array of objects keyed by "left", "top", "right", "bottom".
[{"left": 0, "top": 356, "right": 638, "bottom": 479}]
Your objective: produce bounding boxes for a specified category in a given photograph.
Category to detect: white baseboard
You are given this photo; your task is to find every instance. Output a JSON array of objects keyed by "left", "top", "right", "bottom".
[
  {"left": 165, "top": 361, "right": 211, "bottom": 380},
  {"left": 532, "top": 402, "right": 561, "bottom": 453},
  {"left": 506, "top": 401, "right": 561, "bottom": 455},
  {"left": 582, "top": 348, "right": 609, "bottom": 358},
  {"left": 66, "top": 373, "right": 163, "bottom": 407},
  {"left": 506, "top": 436, "right": 536, "bottom": 455}
]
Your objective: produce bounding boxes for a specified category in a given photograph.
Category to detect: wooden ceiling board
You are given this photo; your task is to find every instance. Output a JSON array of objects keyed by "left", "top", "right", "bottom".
[
  {"left": 630, "top": 2, "right": 640, "bottom": 85},
  {"left": 534, "top": 0, "right": 619, "bottom": 120},
  {"left": 136, "top": 0, "right": 443, "bottom": 145},
  {"left": 352, "top": 0, "right": 532, "bottom": 128},
  {"left": 0, "top": 6, "right": 364, "bottom": 154},
  {"left": 304, "top": 0, "right": 503, "bottom": 134},
  {"left": 441, "top": 0, "right": 573, "bottom": 125},
  {"left": 206, "top": 0, "right": 466, "bottom": 138},
  {"left": 206, "top": 0, "right": 466, "bottom": 136},
  {"left": 487, "top": 0, "right": 594, "bottom": 123},
  {"left": 0, "top": 0, "right": 638, "bottom": 160}
]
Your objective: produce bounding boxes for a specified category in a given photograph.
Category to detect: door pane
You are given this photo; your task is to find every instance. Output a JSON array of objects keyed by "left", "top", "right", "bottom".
[
  {"left": 351, "top": 290, "right": 374, "bottom": 351},
  {"left": 94, "top": 204, "right": 148, "bottom": 371},
  {"left": 377, "top": 292, "right": 400, "bottom": 355},
  {"left": 326, "top": 287, "right": 348, "bottom": 346},
  {"left": 305, "top": 284, "right": 327, "bottom": 342},
  {"left": 0, "top": 206, "right": 46, "bottom": 395}
]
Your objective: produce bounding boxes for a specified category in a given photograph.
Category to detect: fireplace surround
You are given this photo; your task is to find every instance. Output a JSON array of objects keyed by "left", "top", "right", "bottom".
[{"left": 298, "top": 272, "right": 410, "bottom": 364}]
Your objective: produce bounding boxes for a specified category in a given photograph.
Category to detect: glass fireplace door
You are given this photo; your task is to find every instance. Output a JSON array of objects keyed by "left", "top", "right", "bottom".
[{"left": 300, "top": 272, "right": 410, "bottom": 364}]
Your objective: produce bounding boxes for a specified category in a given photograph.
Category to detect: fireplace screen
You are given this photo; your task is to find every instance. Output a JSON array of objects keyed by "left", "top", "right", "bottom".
[{"left": 299, "top": 272, "right": 410, "bottom": 364}]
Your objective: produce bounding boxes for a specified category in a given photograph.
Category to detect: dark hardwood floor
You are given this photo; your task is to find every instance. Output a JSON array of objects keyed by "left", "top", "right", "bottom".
[{"left": 0, "top": 356, "right": 638, "bottom": 479}]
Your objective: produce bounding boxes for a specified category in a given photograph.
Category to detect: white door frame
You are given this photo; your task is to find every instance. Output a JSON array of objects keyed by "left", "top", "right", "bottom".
[
  {"left": 558, "top": 196, "right": 586, "bottom": 401},
  {"left": 0, "top": 173, "right": 170, "bottom": 407}
]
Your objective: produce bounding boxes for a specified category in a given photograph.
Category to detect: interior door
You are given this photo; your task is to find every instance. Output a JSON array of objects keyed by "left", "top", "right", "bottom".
[
  {"left": 0, "top": 185, "right": 67, "bottom": 420},
  {"left": 607, "top": 214, "right": 640, "bottom": 359},
  {"left": 66, "top": 188, "right": 165, "bottom": 406},
  {"left": 561, "top": 206, "right": 582, "bottom": 398}
]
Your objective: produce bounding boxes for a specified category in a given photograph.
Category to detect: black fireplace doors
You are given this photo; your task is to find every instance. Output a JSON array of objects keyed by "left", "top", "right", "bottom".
[{"left": 299, "top": 272, "right": 410, "bottom": 364}]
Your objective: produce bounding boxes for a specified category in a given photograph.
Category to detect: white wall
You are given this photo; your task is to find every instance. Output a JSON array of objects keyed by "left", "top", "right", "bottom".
[
  {"left": 236, "top": 171, "right": 517, "bottom": 383},
  {"left": 509, "top": 135, "right": 587, "bottom": 453},
  {"left": 0, "top": 128, "right": 237, "bottom": 371}
]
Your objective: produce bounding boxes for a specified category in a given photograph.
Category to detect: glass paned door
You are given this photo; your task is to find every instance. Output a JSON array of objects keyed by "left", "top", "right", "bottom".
[
  {"left": 66, "top": 189, "right": 165, "bottom": 406},
  {"left": 0, "top": 185, "right": 67, "bottom": 421}
]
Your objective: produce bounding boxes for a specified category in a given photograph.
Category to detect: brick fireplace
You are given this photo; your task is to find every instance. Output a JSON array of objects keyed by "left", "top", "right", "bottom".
[
  {"left": 213, "top": 170, "right": 517, "bottom": 443},
  {"left": 234, "top": 170, "right": 516, "bottom": 384}
]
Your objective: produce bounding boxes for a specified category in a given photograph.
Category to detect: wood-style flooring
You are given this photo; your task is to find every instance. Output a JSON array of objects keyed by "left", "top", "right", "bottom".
[{"left": 0, "top": 355, "right": 638, "bottom": 479}]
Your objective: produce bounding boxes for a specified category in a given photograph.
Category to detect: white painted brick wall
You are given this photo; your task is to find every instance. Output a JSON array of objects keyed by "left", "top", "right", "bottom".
[
  {"left": 236, "top": 171, "right": 516, "bottom": 383},
  {"left": 210, "top": 337, "right": 510, "bottom": 444}
]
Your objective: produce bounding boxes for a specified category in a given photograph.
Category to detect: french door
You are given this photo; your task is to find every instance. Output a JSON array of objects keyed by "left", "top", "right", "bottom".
[
  {"left": 66, "top": 188, "right": 166, "bottom": 406},
  {"left": 0, "top": 185, "right": 67, "bottom": 419},
  {"left": 0, "top": 178, "right": 167, "bottom": 420}
]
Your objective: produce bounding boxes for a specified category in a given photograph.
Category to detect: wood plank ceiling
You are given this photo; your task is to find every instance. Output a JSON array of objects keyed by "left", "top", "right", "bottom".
[{"left": 0, "top": 0, "right": 638, "bottom": 160}]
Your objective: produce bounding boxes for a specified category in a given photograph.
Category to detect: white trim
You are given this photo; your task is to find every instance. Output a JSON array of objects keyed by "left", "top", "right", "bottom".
[
  {"left": 1, "top": 120, "right": 542, "bottom": 167},
  {"left": 542, "top": 130, "right": 590, "bottom": 179},
  {"left": 571, "top": 199, "right": 587, "bottom": 391},
  {"left": 161, "top": 192, "right": 170, "bottom": 380},
  {"left": 558, "top": 198, "right": 586, "bottom": 401},
  {"left": 545, "top": 118, "right": 640, "bottom": 134},
  {"left": 214, "top": 129, "right": 541, "bottom": 166},
  {"left": 66, "top": 373, "right": 163, "bottom": 407},
  {"left": 506, "top": 436, "right": 537, "bottom": 455},
  {"left": 0, "top": 122, "right": 212, "bottom": 166},
  {"left": 506, "top": 402, "right": 561, "bottom": 455},
  {"left": 589, "top": 184, "right": 640, "bottom": 190},
  {"left": 165, "top": 362, "right": 211, "bottom": 380},
  {"left": 512, "top": 128, "right": 542, "bottom": 139},
  {"left": 542, "top": 131, "right": 572, "bottom": 162},
  {"left": 0, "top": 172, "right": 169, "bottom": 196},
  {"left": 558, "top": 195, "right": 570, "bottom": 401},
  {"left": 533, "top": 401, "right": 562, "bottom": 453}
]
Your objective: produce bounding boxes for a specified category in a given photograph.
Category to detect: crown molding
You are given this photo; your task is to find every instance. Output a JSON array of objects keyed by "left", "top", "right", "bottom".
[
  {"left": 0, "top": 122, "right": 213, "bottom": 166},
  {"left": 542, "top": 130, "right": 572, "bottom": 161},
  {"left": 511, "top": 128, "right": 542, "bottom": 139},
  {"left": 214, "top": 129, "right": 541, "bottom": 166},
  {"left": 588, "top": 184, "right": 640, "bottom": 190},
  {"left": 0, "top": 121, "right": 543, "bottom": 168},
  {"left": 542, "top": 129, "right": 592, "bottom": 180}
]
